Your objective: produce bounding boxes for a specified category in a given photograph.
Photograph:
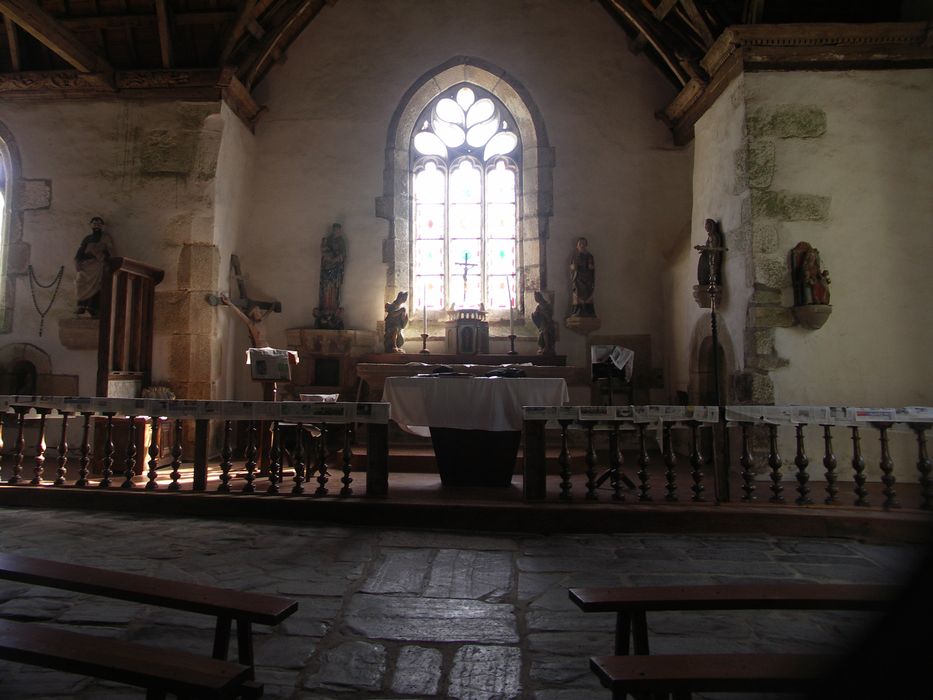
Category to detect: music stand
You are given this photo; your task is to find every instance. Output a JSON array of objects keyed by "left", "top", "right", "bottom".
[{"left": 591, "top": 353, "right": 636, "bottom": 490}]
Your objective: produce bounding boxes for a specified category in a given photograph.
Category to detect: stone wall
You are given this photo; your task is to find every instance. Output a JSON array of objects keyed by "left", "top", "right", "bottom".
[{"left": 0, "top": 100, "right": 237, "bottom": 400}]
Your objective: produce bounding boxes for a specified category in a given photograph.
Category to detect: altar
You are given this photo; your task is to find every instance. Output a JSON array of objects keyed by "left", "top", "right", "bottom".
[
  {"left": 357, "top": 354, "right": 585, "bottom": 401},
  {"left": 383, "top": 375, "right": 569, "bottom": 486}
]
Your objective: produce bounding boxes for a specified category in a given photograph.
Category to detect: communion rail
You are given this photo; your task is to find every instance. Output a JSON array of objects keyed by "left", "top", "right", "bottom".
[
  {"left": 0, "top": 397, "right": 930, "bottom": 515},
  {"left": 522, "top": 405, "right": 933, "bottom": 511},
  {"left": 0, "top": 396, "right": 390, "bottom": 497}
]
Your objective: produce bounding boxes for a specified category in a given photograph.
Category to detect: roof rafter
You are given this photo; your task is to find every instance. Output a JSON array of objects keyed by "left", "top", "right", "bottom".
[{"left": 0, "top": 0, "right": 112, "bottom": 75}]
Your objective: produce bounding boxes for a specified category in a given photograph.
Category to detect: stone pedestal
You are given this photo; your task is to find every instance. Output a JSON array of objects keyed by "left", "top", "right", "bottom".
[
  {"left": 564, "top": 315, "right": 601, "bottom": 335},
  {"left": 793, "top": 304, "right": 832, "bottom": 329},
  {"left": 58, "top": 317, "right": 99, "bottom": 350},
  {"left": 286, "top": 328, "right": 378, "bottom": 399}
]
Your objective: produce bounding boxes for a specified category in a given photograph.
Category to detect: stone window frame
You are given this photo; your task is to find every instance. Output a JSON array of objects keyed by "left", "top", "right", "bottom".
[
  {"left": 0, "top": 125, "right": 23, "bottom": 334},
  {"left": 377, "top": 56, "right": 554, "bottom": 323}
]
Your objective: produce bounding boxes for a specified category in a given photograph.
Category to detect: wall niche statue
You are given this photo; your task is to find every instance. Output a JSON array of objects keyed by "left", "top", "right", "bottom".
[
  {"left": 565, "top": 236, "right": 601, "bottom": 335},
  {"left": 531, "top": 290, "right": 557, "bottom": 355},
  {"left": 790, "top": 241, "right": 832, "bottom": 329},
  {"left": 314, "top": 223, "right": 347, "bottom": 330},
  {"left": 383, "top": 291, "right": 409, "bottom": 353},
  {"left": 74, "top": 216, "right": 115, "bottom": 317}
]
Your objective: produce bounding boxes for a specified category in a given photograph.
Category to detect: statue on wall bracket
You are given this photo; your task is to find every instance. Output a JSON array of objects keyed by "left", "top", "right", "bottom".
[
  {"left": 693, "top": 218, "right": 725, "bottom": 308},
  {"left": 383, "top": 291, "right": 409, "bottom": 353},
  {"left": 313, "top": 223, "right": 347, "bottom": 330},
  {"left": 532, "top": 290, "right": 557, "bottom": 355},
  {"left": 565, "top": 236, "right": 601, "bottom": 335},
  {"left": 74, "top": 216, "right": 115, "bottom": 317},
  {"left": 790, "top": 241, "right": 832, "bottom": 329}
]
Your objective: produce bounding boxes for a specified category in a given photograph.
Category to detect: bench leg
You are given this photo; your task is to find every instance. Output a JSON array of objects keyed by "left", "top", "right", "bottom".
[
  {"left": 615, "top": 612, "right": 631, "bottom": 655},
  {"left": 213, "top": 616, "right": 232, "bottom": 660},
  {"left": 632, "top": 610, "right": 650, "bottom": 655},
  {"left": 236, "top": 619, "right": 255, "bottom": 677}
]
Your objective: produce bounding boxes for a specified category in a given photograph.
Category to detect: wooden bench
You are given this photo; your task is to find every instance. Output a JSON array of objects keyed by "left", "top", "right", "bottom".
[
  {"left": 570, "top": 583, "right": 896, "bottom": 698},
  {"left": 589, "top": 652, "right": 838, "bottom": 699},
  {"left": 0, "top": 552, "right": 298, "bottom": 673},
  {"left": 0, "top": 618, "right": 256, "bottom": 699}
]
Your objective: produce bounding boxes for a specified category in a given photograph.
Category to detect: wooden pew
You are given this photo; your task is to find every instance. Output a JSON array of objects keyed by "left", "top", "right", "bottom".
[
  {"left": 570, "top": 583, "right": 896, "bottom": 698},
  {"left": 589, "top": 652, "right": 838, "bottom": 698},
  {"left": 0, "top": 618, "right": 256, "bottom": 699},
  {"left": 0, "top": 552, "right": 298, "bottom": 673}
]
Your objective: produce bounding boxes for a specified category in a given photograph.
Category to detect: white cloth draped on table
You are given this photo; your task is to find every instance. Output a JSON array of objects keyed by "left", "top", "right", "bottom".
[{"left": 383, "top": 376, "right": 569, "bottom": 437}]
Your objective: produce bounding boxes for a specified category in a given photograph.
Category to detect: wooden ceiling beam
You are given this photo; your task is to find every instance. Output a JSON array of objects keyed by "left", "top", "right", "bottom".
[
  {"left": 0, "top": 0, "right": 112, "bottom": 74},
  {"left": 652, "top": 0, "right": 679, "bottom": 21},
  {"left": 219, "top": 0, "right": 278, "bottom": 65},
  {"left": 4, "top": 14, "right": 20, "bottom": 70},
  {"left": 154, "top": 0, "right": 173, "bottom": 68},
  {"left": 606, "top": 0, "right": 691, "bottom": 85},
  {"left": 60, "top": 11, "right": 235, "bottom": 31},
  {"left": 241, "top": 0, "right": 324, "bottom": 88},
  {"left": 680, "top": 0, "right": 716, "bottom": 48}
]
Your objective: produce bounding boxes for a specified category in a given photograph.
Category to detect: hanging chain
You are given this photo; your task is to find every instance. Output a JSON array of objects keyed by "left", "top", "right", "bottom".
[{"left": 27, "top": 264, "right": 64, "bottom": 337}]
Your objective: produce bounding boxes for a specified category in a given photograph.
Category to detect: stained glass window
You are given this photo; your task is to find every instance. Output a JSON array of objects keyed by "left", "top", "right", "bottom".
[{"left": 411, "top": 84, "right": 521, "bottom": 311}]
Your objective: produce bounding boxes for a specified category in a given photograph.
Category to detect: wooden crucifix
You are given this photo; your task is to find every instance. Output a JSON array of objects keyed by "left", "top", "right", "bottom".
[
  {"left": 453, "top": 251, "right": 477, "bottom": 306},
  {"left": 207, "top": 255, "right": 282, "bottom": 347}
]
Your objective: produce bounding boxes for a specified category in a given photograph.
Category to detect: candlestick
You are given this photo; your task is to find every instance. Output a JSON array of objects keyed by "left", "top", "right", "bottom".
[
  {"left": 506, "top": 276, "right": 514, "bottom": 334},
  {"left": 422, "top": 284, "right": 427, "bottom": 335}
]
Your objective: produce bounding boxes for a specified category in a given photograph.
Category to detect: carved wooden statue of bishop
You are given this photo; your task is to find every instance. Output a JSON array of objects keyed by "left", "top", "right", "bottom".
[{"left": 314, "top": 223, "right": 347, "bottom": 330}]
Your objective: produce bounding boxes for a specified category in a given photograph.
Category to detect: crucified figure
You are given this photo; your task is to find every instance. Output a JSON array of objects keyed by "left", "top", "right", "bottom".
[{"left": 220, "top": 293, "right": 270, "bottom": 347}]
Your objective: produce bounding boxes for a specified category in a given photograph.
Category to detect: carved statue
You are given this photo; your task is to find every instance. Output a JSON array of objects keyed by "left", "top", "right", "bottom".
[
  {"left": 531, "top": 290, "right": 557, "bottom": 356},
  {"left": 74, "top": 216, "right": 115, "bottom": 316},
  {"left": 383, "top": 291, "right": 409, "bottom": 353},
  {"left": 569, "top": 236, "right": 595, "bottom": 316},
  {"left": 220, "top": 292, "right": 269, "bottom": 347},
  {"left": 791, "top": 242, "right": 831, "bottom": 306},
  {"left": 314, "top": 223, "right": 347, "bottom": 330},
  {"left": 696, "top": 218, "right": 724, "bottom": 287}
]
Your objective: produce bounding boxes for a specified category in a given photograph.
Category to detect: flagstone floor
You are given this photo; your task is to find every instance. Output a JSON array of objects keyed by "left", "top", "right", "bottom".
[{"left": 0, "top": 507, "right": 927, "bottom": 699}]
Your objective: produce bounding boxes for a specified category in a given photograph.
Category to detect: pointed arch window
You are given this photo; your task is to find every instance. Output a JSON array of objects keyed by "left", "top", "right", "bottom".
[{"left": 411, "top": 85, "right": 521, "bottom": 311}]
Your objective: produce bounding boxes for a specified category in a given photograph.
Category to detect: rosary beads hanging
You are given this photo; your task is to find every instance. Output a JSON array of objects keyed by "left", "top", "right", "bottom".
[{"left": 28, "top": 264, "right": 64, "bottom": 337}]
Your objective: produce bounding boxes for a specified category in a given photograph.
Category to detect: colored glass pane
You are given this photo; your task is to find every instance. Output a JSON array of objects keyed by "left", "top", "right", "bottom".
[
  {"left": 485, "top": 240, "right": 515, "bottom": 274},
  {"left": 449, "top": 203, "right": 481, "bottom": 237},
  {"left": 412, "top": 131, "right": 447, "bottom": 157},
  {"left": 415, "top": 204, "right": 444, "bottom": 239},
  {"left": 466, "top": 98, "right": 495, "bottom": 128},
  {"left": 414, "top": 162, "right": 445, "bottom": 203},
  {"left": 483, "top": 131, "right": 518, "bottom": 160},
  {"left": 486, "top": 274, "right": 515, "bottom": 309},
  {"left": 486, "top": 161, "right": 515, "bottom": 202},
  {"left": 486, "top": 203, "right": 515, "bottom": 238},
  {"left": 450, "top": 160, "right": 481, "bottom": 203},
  {"left": 436, "top": 98, "right": 464, "bottom": 125},
  {"left": 414, "top": 239, "right": 444, "bottom": 275}
]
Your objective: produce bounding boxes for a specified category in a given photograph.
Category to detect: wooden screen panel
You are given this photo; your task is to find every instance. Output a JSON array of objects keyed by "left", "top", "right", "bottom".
[{"left": 96, "top": 258, "right": 165, "bottom": 397}]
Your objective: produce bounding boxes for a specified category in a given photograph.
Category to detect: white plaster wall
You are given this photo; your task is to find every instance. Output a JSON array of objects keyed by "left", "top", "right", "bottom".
[
  {"left": 0, "top": 99, "right": 221, "bottom": 394},
  {"left": 244, "top": 0, "right": 692, "bottom": 382},
  {"left": 748, "top": 70, "right": 933, "bottom": 407},
  {"left": 212, "top": 104, "right": 258, "bottom": 400},
  {"left": 665, "top": 74, "right": 749, "bottom": 401}
]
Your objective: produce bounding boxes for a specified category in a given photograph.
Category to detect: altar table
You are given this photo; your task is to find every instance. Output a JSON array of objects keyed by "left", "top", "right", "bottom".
[{"left": 383, "top": 376, "right": 569, "bottom": 486}]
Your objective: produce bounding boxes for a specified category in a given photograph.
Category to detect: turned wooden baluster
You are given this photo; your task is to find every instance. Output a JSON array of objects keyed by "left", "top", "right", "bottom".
[
  {"left": 315, "top": 423, "right": 330, "bottom": 496},
  {"left": 821, "top": 425, "right": 838, "bottom": 504},
  {"left": 75, "top": 412, "right": 93, "bottom": 487},
  {"left": 608, "top": 423, "right": 624, "bottom": 502},
  {"left": 99, "top": 413, "right": 116, "bottom": 488},
  {"left": 291, "top": 423, "right": 306, "bottom": 495},
  {"left": 688, "top": 421, "right": 705, "bottom": 502},
  {"left": 266, "top": 422, "right": 282, "bottom": 495},
  {"left": 8, "top": 406, "right": 28, "bottom": 484},
  {"left": 793, "top": 424, "right": 812, "bottom": 505},
  {"left": 217, "top": 420, "right": 234, "bottom": 493},
  {"left": 167, "top": 419, "right": 183, "bottom": 491},
  {"left": 739, "top": 422, "right": 755, "bottom": 501},
  {"left": 145, "top": 416, "right": 161, "bottom": 490},
  {"left": 558, "top": 419, "right": 572, "bottom": 501},
  {"left": 851, "top": 425, "right": 869, "bottom": 506},
  {"left": 242, "top": 421, "right": 258, "bottom": 494},
  {"left": 30, "top": 407, "right": 50, "bottom": 485},
  {"left": 584, "top": 424, "right": 598, "bottom": 500},
  {"left": 636, "top": 423, "right": 651, "bottom": 502},
  {"left": 662, "top": 423, "right": 677, "bottom": 502},
  {"left": 767, "top": 424, "right": 784, "bottom": 503},
  {"left": 121, "top": 416, "right": 138, "bottom": 489},
  {"left": 340, "top": 425, "right": 353, "bottom": 497},
  {"left": 53, "top": 411, "right": 71, "bottom": 486},
  {"left": 911, "top": 424, "right": 932, "bottom": 510},
  {"left": 875, "top": 423, "right": 899, "bottom": 510},
  {"left": 266, "top": 421, "right": 282, "bottom": 496}
]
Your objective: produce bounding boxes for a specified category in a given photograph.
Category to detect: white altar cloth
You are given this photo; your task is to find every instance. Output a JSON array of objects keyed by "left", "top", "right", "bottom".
[{"left": 383, "top": 376, "right": 569, "bottom": 437}]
